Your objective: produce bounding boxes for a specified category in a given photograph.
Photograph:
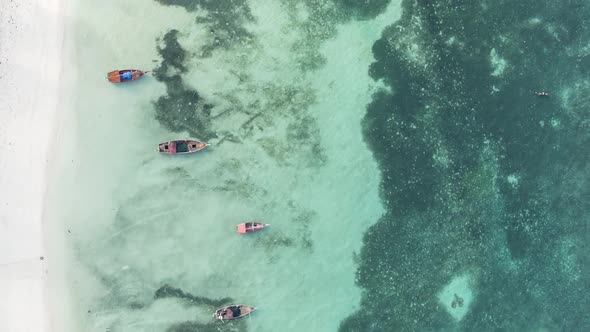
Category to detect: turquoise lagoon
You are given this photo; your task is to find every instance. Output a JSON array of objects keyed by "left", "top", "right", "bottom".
[
  {"left": 49, "top": 0, "right": 400, "bottom": 331},
  {"left": 49, "top": 0, "right": 590, "bottom": 331}
]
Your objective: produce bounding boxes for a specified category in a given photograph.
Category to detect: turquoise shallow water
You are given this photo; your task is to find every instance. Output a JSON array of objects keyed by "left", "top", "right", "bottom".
[
  {"left": 50, "top": 0, "right": 590, "bottom": 331},
  {"left": 51, "top": 0, "right": 399, "bottom": 331}
]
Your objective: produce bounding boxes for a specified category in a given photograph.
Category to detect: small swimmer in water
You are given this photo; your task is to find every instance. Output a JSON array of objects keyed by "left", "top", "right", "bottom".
[
  {"left": 451, "top": 293, "right": 464, "bottom": 308},
  {"left": 534, "top": 91, "right": 549, "bottom": 97}
]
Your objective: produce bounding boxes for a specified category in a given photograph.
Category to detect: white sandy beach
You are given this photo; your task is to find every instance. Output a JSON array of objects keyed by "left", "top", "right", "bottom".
[{"left": 0, "top": 0, "right": 65, "bottom": 331}]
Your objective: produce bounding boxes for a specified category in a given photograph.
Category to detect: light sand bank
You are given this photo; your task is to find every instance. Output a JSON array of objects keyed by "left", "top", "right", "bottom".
[{"left": 0, "top": 0, "right": 65, "bottom": 330}]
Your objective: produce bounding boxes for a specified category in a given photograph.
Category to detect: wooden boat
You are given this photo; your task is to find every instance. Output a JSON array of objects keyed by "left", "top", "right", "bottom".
[
  {"left": 214, "top": 304, "right": 256, "bottom": 321},
  {"left": 236, "top": 222, "right": 270, "bottom": 234},
  {"left": 157, "top": 139, "right": 208, "bottom": 154},
  {"left": 107, "top": 69, "right": 146, "bottom": 83}
]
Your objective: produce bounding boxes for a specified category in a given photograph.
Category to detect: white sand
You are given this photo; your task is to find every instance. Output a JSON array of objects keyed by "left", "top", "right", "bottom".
[
  {"left": 0, "top": 0, "right": 65, "bottom": 330},
  {"left": 437, "top": 273, "right": 475, "bottom": 322}
]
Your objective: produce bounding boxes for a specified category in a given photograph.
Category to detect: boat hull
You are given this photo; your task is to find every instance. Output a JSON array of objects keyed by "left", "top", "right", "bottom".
[
  {"left": 236, "top": 222, "right": 269, "bottom": 234},
  {"left": 107, "top": 69, "right": 145, "bottom": 83},
  {"left": 215, "top": 305, "right": 256, "bottom": 320},
  {"left": 158, "top": 139, "right": 208, "bottom": 155}
]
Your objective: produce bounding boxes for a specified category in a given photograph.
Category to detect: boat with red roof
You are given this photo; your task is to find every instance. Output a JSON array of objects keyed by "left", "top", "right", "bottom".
[{"left": 157, "top": 139, "right": 208, "bottom": 155}]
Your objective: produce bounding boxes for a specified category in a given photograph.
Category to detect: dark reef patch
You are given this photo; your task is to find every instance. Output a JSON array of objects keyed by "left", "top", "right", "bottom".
[
  {"left": 332, "top": 0, "right": 391, "bottom": 20},
  {"left": 154, "top": 0, "right": 255, "bottom": 56},
  {"left": 154, "top": 29, "right": 187, "bottom": 75},
  {"left": 153, "top": 30, "right": 216, "bottom": 140},
  {"left": 341, "top": 0, "right": 590, "bottom": 331}
]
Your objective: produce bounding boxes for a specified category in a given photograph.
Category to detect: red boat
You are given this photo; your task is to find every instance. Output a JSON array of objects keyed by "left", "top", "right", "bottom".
[
  {"left": 158, "top": 139, "right": 208, "bottom": 154},
  {"left": 236, "top": 222, "right": 270, "bottom": 234},
  {"left": 107, "top": 69, "right": 147, "bottom": 83},
  {"left": 214, "top": 304, "right": 256, "bottom": 321}
]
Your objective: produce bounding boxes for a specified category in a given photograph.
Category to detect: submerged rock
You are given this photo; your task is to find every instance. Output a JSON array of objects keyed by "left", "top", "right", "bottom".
[{"left": 437, "top": 273, "right": 474, "bottom": 322}]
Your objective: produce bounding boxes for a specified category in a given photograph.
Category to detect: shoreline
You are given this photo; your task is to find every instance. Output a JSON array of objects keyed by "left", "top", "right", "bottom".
[{"left": 0, "top": 0, "right": 66, "bottom": 331}]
